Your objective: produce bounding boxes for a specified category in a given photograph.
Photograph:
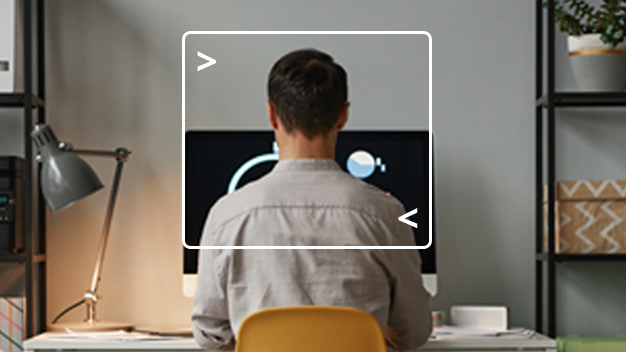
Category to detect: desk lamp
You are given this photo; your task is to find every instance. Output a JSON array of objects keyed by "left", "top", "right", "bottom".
[{"left": 31, "top": 124, "right": 133, "bottom": 332}]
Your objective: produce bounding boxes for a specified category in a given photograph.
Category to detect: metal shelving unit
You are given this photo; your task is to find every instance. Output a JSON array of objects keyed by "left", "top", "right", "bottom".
[
  {"left": 536, "top": 92, "right": 626, "bottom": 107},
  {"left": 0, "top": 0, "right": 46, "bottom": 338},
  {"left": 535, "top": 0, "right": 626, "bottom": 338}
]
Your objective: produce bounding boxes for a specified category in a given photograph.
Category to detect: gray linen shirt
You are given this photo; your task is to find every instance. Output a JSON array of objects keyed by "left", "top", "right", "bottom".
[{"left": 192, "top": 159, "right": 432, "bottom": 350}]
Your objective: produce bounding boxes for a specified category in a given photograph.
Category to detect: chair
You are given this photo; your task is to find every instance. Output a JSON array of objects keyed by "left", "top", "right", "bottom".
[{"left": 235, "top": 306, "right": 388, "bottom": 352}]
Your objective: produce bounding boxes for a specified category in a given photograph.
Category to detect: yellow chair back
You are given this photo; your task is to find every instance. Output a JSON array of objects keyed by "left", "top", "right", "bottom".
[{"left": 235, "top": 306, "right": 387, "bottom": 352}]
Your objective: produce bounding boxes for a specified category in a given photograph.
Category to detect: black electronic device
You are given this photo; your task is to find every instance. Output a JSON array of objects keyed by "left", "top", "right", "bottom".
[
  {"left": 0, "top": 156, "right": 25, "bottom": 253},
  {"left": 184, "top": 131, "right": 435, "bottom": 278}
]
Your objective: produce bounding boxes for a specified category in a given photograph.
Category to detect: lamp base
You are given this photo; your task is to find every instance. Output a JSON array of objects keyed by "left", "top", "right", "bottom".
[{"left": 47, "top": 321, "right": 134, "bottom": 333}]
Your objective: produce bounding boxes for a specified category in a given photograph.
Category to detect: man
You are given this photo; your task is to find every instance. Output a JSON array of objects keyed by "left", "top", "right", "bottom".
[{"left": 192, "top": 49, "right": 432, "bottom": 351}]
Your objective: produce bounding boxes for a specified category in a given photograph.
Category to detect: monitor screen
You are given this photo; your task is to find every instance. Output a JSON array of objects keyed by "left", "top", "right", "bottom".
[{"left": 184, "top": 131, "right": 435, "bottom": 277}]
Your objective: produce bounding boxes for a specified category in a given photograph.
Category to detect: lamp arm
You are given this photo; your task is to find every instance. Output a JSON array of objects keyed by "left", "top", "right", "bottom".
[
  {"left": 73, "top": 147, "right": 130, "bottom": 323},
  {"left": 89, "top": 159, "right": 124, "bottom": 295},
  {"left": 65, "top": 145, "right": 131, "bottom": 163},
  {"left": 74, "top": 150, "right": 120, "bottom": 158}
]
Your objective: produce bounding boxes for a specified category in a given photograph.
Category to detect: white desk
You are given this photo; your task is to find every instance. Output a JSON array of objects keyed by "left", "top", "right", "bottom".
[
  {"left": 25, "top": 333, "right": 556, "bottom": 352},
  {"left": 420, "top": 336, "right": 556, "bottom": 352}
]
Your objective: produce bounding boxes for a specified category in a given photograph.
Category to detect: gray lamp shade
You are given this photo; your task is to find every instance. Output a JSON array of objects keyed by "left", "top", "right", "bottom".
[{"left": 31, "top": 124, "right": 104, "bottom": 213}]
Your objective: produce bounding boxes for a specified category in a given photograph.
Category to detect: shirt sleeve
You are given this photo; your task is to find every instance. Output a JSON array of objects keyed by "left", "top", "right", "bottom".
[
  {"left": 385, "top": 219, "right": 433, "bottom": 350},
  {"left": 191, "top": 222, "right": 234, "bottom": 350}
]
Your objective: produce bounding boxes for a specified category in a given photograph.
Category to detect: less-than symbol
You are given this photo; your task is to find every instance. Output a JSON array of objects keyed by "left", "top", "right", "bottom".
[{"left": 398, "top": 208, "right": 418, "bottom": 228}]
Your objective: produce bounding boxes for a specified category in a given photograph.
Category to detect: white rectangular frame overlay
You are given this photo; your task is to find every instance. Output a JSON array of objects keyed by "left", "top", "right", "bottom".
[{"left": 182, "top": 31, "right": 432, "bottom": 249}]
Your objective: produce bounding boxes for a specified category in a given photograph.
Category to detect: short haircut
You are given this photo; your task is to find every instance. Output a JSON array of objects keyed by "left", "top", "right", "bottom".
[{"left": 267, "top": 49, "right": 348, "bottom": 139}]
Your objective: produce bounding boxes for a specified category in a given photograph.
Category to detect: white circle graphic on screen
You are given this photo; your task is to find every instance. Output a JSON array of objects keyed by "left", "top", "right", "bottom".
[
  {"left": 347, "top": 150, "right": 376, "bottom": 179},
  {"left": 228, "top": 142, "right": 279, "bottom": 194}
]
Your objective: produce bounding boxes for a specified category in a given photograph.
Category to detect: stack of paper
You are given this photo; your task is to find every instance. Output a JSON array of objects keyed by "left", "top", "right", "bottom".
[
  {"left": 45, "top": 330, "right": 184, "bottom": 341},
  {"left": 432, "top": 326, "right": 535, "bottom": 340}
]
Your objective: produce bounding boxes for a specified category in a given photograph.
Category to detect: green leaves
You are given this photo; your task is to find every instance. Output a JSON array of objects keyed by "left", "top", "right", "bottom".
[{"left": 549, "top": 0, "right": 626, "bottom": 49}]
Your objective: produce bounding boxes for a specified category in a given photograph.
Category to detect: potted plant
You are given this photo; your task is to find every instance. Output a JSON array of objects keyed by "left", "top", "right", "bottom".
[{"left": 551, "top": 0, "right": 626, "bottom": 91}]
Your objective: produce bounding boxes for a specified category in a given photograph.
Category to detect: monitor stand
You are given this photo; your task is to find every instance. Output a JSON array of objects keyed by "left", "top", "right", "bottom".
[{"left": 423, "top": 274, "right": 437, "bottom": 297}]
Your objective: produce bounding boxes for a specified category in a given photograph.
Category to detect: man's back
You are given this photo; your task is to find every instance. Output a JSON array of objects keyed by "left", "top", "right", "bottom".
[{"left": 192, "top": 159, "right": 432, "bottom": 350}]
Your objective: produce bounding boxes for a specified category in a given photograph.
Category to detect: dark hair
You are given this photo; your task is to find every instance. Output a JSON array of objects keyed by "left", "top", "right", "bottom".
[{"left": 267, "top": 49, "right": 348, "bottom": 139}]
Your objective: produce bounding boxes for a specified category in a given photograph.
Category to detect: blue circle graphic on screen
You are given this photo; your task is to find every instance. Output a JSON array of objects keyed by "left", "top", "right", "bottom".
[{"left": 347, "top": 150, "right": 376, "bottom": 179}]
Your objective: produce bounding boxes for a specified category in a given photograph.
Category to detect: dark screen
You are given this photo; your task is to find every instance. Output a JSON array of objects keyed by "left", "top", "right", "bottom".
[{"left": 184, "top": 131, "right": 435, "bottom": 274}]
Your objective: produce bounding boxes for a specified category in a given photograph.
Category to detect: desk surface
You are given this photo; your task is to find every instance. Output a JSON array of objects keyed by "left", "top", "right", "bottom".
[{"left": 25, "top": 333, "right": 557, "bottom": 352}]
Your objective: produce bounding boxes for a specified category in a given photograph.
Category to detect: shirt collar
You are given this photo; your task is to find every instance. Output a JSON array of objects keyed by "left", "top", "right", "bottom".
[{"left": 273, "top": 158, "right": 342, "bottom": 172}]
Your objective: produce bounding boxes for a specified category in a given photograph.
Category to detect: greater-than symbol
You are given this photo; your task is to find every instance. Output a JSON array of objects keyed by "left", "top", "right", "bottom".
[
  {"left": 197, "top": 52, "right": 216, "bottom": 71},
  {"left": 398, "top": 208, "right": 418, "bottom": 228}
]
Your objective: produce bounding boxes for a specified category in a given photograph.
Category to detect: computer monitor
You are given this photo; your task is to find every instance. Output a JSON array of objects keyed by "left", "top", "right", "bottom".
[{"left": 183, "top": 131, "right": 436, "bottom": 296}]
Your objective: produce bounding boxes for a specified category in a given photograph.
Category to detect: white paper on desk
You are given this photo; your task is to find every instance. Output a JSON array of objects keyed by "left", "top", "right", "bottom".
[
  {"left": 432, "top": 326, "right": 535, "bottom": 340},
  {"left": 46, "top": 330, "right": 175, "bottom": 341}
]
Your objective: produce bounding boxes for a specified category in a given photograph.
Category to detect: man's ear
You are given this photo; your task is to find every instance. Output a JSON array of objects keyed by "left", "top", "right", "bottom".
[
  {"left": 335, "top": 103, "right": 350, "bottom": 130},
  {"left": 267, "top": 101, "right": 279, "bottom": 130}
]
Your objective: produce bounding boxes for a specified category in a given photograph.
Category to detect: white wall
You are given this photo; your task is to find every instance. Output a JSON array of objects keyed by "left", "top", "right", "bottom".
[{"left": 1, "top": 0, "right": 625, "bottom": 335}]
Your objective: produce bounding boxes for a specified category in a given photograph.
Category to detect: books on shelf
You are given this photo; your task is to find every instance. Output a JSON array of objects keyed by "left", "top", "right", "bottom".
[{"left": 0, "top": 0, "right": 22, "bottom": 93}]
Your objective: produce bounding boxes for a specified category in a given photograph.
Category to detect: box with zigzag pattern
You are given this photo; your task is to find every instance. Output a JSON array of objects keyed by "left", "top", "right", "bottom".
[{"left": 544, "top": 180, "right": 626, "bottom": 254}]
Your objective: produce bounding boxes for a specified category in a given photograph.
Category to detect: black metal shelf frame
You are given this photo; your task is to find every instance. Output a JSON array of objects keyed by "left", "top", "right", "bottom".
[
  {"left": 0, "top": 93, "right": 45, "bottom": 108},
  {"left": 0, "top": 253, "right": 45, "bottom": 263},
  {"left": 536, "top": 253, "right": 626, "bottom": 262},
  {"left": 537, "top": 92, "right": 626, "bottom": 107},
  {"left": 0, "top": 0, "right": 47, "bottom": 338},
  {"left": 535, "top": 0, "right": 626, "bottom": 339}
]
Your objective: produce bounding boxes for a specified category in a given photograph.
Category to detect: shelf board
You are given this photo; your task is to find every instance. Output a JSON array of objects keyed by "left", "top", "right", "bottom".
[
  {"left": 0, "top": 253, "right": 27, "bottom": 263},
  {"left": 0, "top": 253, "right": 46, "bottom": 263},
  {"left": 0, "top": 93, "right": 45, "bottom": 108},
  {"left": 33, "top": 253, "right": 46, "bottom": 263},
  {"left": 536, "top": 253, "right": 626, "bottom": 262},
  {"left": 537, "top": 92, "right": 626, "bottom": 107}
]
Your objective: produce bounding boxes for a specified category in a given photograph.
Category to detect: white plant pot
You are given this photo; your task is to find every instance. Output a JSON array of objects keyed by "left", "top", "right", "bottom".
[{"left": 568, "top": 34, "right": 626, "bottom": 92}]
